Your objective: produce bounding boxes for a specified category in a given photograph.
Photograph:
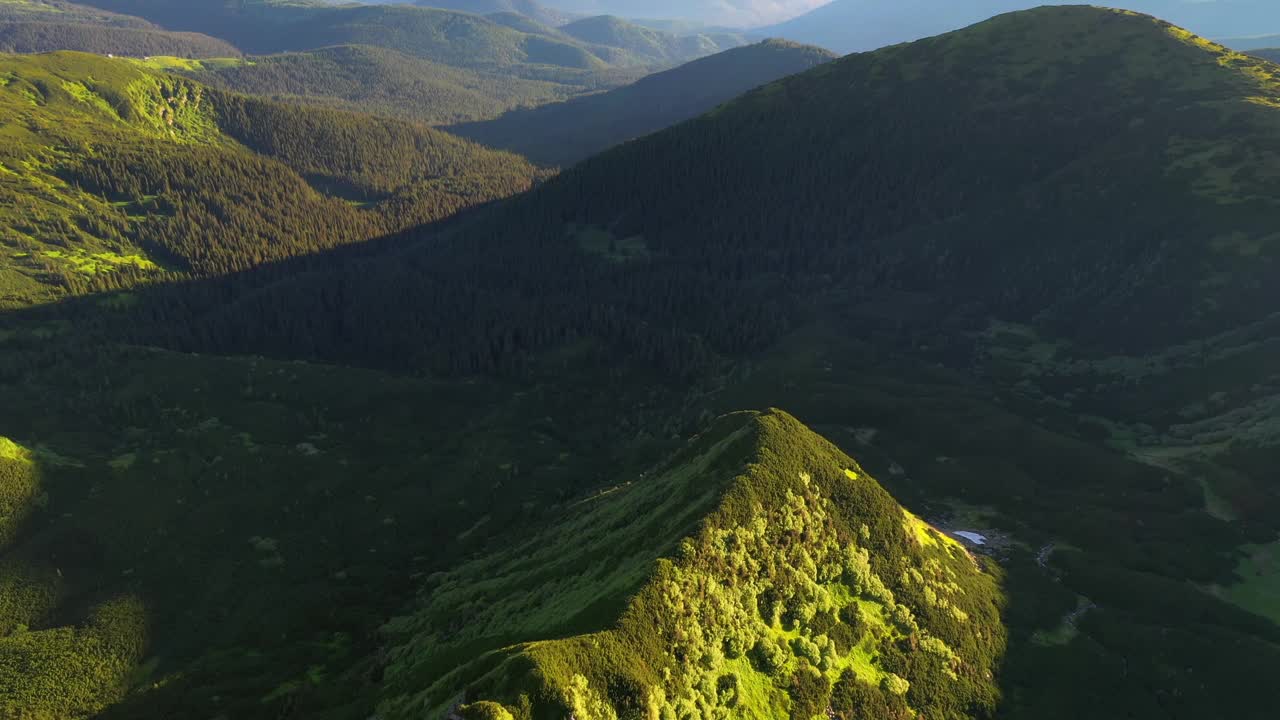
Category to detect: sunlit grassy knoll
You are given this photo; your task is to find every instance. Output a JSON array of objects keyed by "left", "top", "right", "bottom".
[
  {"left": 128, "top": 56, "right": 246, "bottom": 72},
  {"left": 0, "top": 434, "right": 39, "bottom": 546},
  {"left": 0, "top": 435, "right": 30, "bottom": 462},
  {"left": 0, "top": 595, "right": 149, "bottom": 719},
  {"left": 378, "top": 410, "right": 1005, "bottom": 720},
  {"left": 43, "top": 249, "right": 158, "bottom": 275},
  {"left": 0, "top": 341, "right": 691, "bottom": 719},
  {"left": 1219, "top": 541, "right": 1280, "bottom": 624}
]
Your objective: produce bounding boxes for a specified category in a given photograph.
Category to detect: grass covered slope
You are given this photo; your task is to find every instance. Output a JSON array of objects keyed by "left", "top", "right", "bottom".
[
  {"left": 451, "top": 39, "right": 836, "bottom": 166},
  {"left": 0, "top": 50, "right": 538, "bottom": 306},
  {"left": 379, "top": 410, "right": 1004, "bottom": 720}
]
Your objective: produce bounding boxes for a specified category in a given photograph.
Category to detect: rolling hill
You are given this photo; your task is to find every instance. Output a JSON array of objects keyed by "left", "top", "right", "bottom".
[
  {"left": 0, "top": 0, "right": 241, "bottom": 56},
  {"left": 179, "top": 43, "right": 610, "bottom": 126},
  {"left": 542, "top": 0, "right": 829, "bottom": 27},
  {"left": 73, "top": 0, "right": 744, "bottom": 69},
  {"left": 559, "top": 14, "right": 744, "bottom": 65},
  {"left": 450, "top": 39, "right": 836, "bottom": 165},
  {"left": 4, "top": 5, "right": 1280, "bottom": 720},
  {"left": 0, "top": 51, "right": 538, "bottom": 307},
  {"left": 757, "top": 0, "right": 1280, "bottom": 54},
  {"left": 132, "top": 6, "right": 1280, "bottom": 380},
  {"left": 404, "top": 0, "right": 575, "bottom": 27},
  {"left": 378, "top": 410, "right": 1006, "bottom": 719}
]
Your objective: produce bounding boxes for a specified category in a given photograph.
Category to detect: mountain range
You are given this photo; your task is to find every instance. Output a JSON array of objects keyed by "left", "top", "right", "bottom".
[
  {"left": 758, "top": 0, "right": 1280, "bottom": 53},
  {"left": 0, "top": 0, "right": 240, "bottom": 56},
  {"left": 1, "top": 4, "right": 1279, "bottom": 720},
  {"left": 530, "top": 0, "right": 831, "bottom": 27},
  {"left": 450, "top": 39, "right": 836, "bottom": 165},
  {"left": 69, "top": 0, "right": 746, "bottom": 68}
]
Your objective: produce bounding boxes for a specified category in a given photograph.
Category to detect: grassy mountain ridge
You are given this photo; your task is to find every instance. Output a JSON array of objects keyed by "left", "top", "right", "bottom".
[
  {"left": 0, "top": 50, "right": 538, "bottom": 306},
  {"left": 378, "top": 409, "right": 1005, "bottom": 720},
  {"left": 450, "top": 39, "right": 836, "bottom": 165}
]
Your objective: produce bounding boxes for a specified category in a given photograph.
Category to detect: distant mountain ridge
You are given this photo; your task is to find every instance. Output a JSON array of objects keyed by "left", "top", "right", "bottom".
[
  {"left": 757, "top": 0, "right": 1280, "bottom": 53},
  {"left": 537, "top": 0, "right": 831, "bottom": 27},
  {"left": 0, "top": 0, "right": 241, "bottom": 56},
  {"left": 181, "top": 43, "right": 621, "bottom": 126},
  {"left": 71, "top": 0, "right": 745, "bottom": 68},
  {"left": 450, "top": 39, "right": 836, "bottom": 165}
]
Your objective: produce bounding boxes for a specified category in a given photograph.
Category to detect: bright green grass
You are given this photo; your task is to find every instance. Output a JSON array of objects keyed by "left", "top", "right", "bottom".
[
  {"left": 127, "top": 56, "right": 246, "bottom": 72},
  {"left": 43, "top": 249, "right": 158, "bottom": 275},
  {"left": 1220, "top": 542, "right": 1280, "bottom": 624},
  {"left": 0, "top": 436, "right": 29, "bottom": 462},
  {"left": 378, "top": 410, "right": 1002, "bottom": 720}
]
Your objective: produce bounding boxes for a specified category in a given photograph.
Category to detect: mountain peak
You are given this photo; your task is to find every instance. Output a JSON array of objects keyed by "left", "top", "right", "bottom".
[{"left": 378, "top": 409, "right": 1004, "bottom": 719}]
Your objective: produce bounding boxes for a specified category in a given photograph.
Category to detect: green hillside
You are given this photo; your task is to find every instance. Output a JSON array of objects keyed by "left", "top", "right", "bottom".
[
  {"left": 451, "top": 39, "right": 836, "bottom": 165},
  {"left": 0, "top": 0, "right": 240, "bottom": 56},
  {"left": 3, "top": 5, "right": 1280, "bottom": 720},
  {"left": 0, "top": 21, "right": 241, "bottom": 56},
  {"left": 0, "top": 50, "right": 538, "bottom": 307},
  {"left": 379, "top": 410, "right": 1005, "bottom": 720},
  {"left": 559, "top": 14, "right": 744, "bottom": 66},
  {"left": 73, "top": 0, "right": 741, "bottom": 70},
  {"left": 0, "top": 0, "right": 156, "bottom": 28},
  {"left": 122, "top": 7, "right": 1280, "bottom": 389},
  {"left": 406, "top": 0, "right": 574, "bottom": 28},
  {"left": 181, "top": 44, "right": 624, "bottom": 126}
]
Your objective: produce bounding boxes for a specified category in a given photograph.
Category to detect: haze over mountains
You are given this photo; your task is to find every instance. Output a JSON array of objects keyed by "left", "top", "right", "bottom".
[
  {"left": 450, "top": 39, "right": 836, "bottom": 164},
  {"left": 759, "top": 0, "right": 1280, "bottom": 52},
  {"left": 1, "top": 1, "right": 1280, "bottom": 719}
]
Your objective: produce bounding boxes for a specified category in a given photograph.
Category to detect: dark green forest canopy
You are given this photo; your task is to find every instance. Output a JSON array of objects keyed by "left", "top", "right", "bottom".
[
  {"left": 0, "top": 50, "right": 539, "bottom": 307},
  {"left": 98, "top": 7, "right": 1280, "bottom": 383}
]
